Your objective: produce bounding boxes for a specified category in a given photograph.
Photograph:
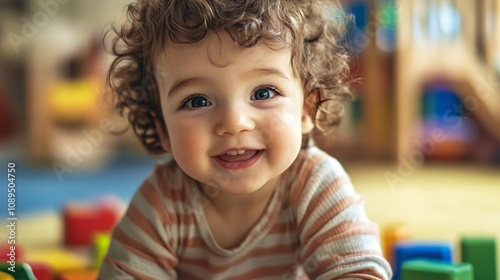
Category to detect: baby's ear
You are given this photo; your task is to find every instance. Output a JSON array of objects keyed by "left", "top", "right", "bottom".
[
  {"left": 155, "top": 119, "right": 172, "bottom": 153},
  {"left": 301, "top": 112, "right": 314, "bottom": 134},
  {"left": 301, "top": 90, "right": 317, "bottom": 134}
]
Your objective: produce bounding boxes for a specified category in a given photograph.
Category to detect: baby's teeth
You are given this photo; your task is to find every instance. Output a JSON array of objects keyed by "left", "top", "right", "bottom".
[{"left": 226, "top": 150, "right": 246, "bottom": 156}]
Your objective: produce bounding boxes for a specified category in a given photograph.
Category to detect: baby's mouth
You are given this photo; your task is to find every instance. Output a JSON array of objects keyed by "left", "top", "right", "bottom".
[
  {"left": 212, "top": 149, "right": 263, "bottom": 170},
  {"left": 216, "top": 150, "right": 259, "bottom": 162}
]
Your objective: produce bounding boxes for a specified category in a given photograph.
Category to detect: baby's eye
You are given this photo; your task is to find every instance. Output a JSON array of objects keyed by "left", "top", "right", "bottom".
[
  {"left": 251, "top": 87, "right": 279, "bottom": 100},
  {"left": 182, "top": 95, "right": 212, "bottom": 108}
]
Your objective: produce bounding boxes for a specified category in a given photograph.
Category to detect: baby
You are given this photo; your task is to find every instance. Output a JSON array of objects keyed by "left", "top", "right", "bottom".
[{"left": 98, "top": 0, "right": 392, "bottom": 279}]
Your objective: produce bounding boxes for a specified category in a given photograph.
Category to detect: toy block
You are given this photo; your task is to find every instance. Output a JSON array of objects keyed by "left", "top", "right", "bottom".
[
  {"left": 58, "top": 270, "right": 98, "bottom": 280},
  {"left": 0, "top": 271, "right": 14, "bottom": 280},
  {"left": 383, "top": 223, "right": 411, "bottom": 265},
  {"left": 461, "top": 236, "right": 497, "bottom": 280},
  {"left": 25, "top": 248, "right": 89, "bottom": 274},
  {"left": 0, "top": 244, "right": 24, "bottom": 262},
  {"left": 0, "top": 263, "right": 37, "bottom": 280},
  {"left": 64, "top": 198, "right": 121, "bottom": 246},
  {"left": 393, "top": 241, "right": 453, "bottom": 280},
  {"left": 28, "top": 262, "right": 53, "bottom": 280},
  {"left": 93, "top": 233, "right": 111, "bottom": 269},
  {"left": 402, "top": 260, "right": 473, "bottom": 280}
]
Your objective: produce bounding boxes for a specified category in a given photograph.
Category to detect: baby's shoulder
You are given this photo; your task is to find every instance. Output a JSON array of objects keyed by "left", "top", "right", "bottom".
[
  {"left": 149, "top": 158, "right": 187, "bottom": 190},
  {"left": 286, "top": 146, "right": 350, "bottom": 205},
  {"left": 136, "top": 158, "right": 192, "bottom": 207},
  {"left": 124, "top": 159, "right": 192, "bottom": 241},
  {"left": 292, "top": 146, "right": 347, "bottom": 179}
]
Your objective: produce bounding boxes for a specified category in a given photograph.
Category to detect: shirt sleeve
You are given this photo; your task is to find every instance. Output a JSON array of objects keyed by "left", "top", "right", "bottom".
[
  {"left": 98, "top": 166, "right": 179, "bottom": 280},
  {"left": 293, "top": 153, "right": 392, "bottom": 280}
]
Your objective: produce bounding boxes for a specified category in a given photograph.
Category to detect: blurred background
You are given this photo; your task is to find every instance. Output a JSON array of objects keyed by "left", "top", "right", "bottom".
[{"left": 0, "top": 0, "right": 499, "bottom": 278}]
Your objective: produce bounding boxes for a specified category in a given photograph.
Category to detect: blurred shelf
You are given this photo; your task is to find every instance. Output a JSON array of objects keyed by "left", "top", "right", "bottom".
[{"left": 396, "top": 0, "right": 500, "bottom": 163}]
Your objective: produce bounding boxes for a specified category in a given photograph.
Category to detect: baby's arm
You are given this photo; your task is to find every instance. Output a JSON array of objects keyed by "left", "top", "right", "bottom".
[
  {"left": 294, "top": 155, "right": 392, "bottom": 280},
  {"left": 98, "top": 173, "right": 179, "bottom": 279}
]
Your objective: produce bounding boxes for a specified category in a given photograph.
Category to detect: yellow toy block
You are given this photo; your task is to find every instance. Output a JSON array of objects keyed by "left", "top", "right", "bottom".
[
  {"left": 383, "top": 222, "right": 411, "bottom": 265},
  {"left": 25, "top": 247, "right": 89, "bottom": 273},
  {"left": 0, "top": 271, "right": 14, "bottom": 280}
]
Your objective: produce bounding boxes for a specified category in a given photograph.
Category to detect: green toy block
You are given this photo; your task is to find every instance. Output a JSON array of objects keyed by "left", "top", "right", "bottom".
[
  {"left": 93, "top": 232, "right": 112, "bottom": 269},
  {"left": 461, "top": 237, "right": 497, "bottom": 280},
  {"left": 0, "top": 263, "right": 36, "bottom": 280},
  {"left": 402, "top": 260, "right": 473, "bottom": 280}
]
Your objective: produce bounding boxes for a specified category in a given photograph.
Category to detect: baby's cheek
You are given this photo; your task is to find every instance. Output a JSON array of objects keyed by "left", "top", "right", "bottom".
[
  {"left": 257, "top": 113, "right": 297, "bottom": 146},
  {"left": 268, "top": 112, "right": 302, "bottom": 159},
  {"left": 267, "top": 111, "right": 300, "bottom": 133},
  {"left": 170, "top": 127, "right": 199, "bottom": 156}
]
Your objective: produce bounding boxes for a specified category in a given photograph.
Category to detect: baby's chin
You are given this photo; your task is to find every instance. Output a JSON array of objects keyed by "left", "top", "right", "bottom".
[{"left": 196, "top": 175, "right": 281, "bottom": 196}]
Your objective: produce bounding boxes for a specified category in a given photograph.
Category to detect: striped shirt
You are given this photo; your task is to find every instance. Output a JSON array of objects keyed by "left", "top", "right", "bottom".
[{"left": 98, "top": 146, "right": 392, "bottom": 279}]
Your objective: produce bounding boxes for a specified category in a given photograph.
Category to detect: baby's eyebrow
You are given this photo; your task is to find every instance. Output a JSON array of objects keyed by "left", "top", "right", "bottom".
[
  {"left": 167, "top": 77, "right": 208, "bottom": 99},
  {"left": 166, "top": 68, "right": 291, "bottom": 99},
  {"left": 250, "top": 68, "right": 291, "bottom": 83}
]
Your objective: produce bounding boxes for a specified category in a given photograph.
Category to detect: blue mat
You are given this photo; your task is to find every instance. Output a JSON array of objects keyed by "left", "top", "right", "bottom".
[{"left": 1, "top": 154, "right": 158, "bottom": 216}]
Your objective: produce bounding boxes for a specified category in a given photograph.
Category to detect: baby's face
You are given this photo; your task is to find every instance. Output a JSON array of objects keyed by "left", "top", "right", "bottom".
[{"left": 155, "top": 32, "right": 312, "bottom": 194}]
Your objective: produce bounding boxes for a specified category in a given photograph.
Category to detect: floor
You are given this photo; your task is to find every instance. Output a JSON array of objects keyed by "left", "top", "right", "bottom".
[
  {"left": 1, "top": 154, "right": 499, "bottom": 273},
  {"left": 344, "top": 161, "right": 500, "bottom": 270},
  {"left": 2, "top": 154, "right": 156, "bottom": 215},
  {"left": 0, "top": 153, "right": 157, "bottom": 248}
]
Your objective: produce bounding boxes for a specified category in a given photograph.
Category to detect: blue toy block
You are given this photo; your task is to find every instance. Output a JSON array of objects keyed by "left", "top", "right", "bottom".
[{"left": 393, "top": 241, "right": 453, "bottom": 280}]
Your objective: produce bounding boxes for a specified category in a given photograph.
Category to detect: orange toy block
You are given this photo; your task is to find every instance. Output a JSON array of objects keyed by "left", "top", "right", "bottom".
[
  {"left": 382, "top": 223, "right": 411, "bottom": 265},
  {"left": 58, "top": 270, "right": 98, "bottom": 280}
]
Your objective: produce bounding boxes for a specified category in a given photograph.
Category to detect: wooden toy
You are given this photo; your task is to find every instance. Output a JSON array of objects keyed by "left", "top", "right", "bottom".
[
  {"left": 393, "top": 241, "right": 453, "bottom": 280},
  {"left": 461, "top": 236, "right": 497, "bottom": 280},
  {"left": 0, "top": 88, "right": 17, "bottom": 141},
  {"left": 402, "top": 259, "right": 473, "bottom": 280},
  {"left": 396, "top": 1, "right": 500, "bottom": 161}
]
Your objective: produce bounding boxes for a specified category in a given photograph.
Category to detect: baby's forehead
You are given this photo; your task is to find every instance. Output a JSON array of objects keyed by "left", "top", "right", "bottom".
[
  {"left": 153, "top": 32, "right": 303, "bottom": 96},
  {"left": 157, "top": 32, "right": 293, "bottom": 69}
]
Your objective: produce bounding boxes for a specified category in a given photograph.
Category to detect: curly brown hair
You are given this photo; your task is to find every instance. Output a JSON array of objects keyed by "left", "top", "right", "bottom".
[{"left": 105, "top": 0, "right": 352, "bottom": 154}]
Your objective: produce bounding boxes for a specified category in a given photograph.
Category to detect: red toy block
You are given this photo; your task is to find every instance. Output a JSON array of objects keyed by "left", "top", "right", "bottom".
[
  {"left": 63, "top": 198, "right": 121, "bottom": 246},
  {"left": 0, "top": 244, "right": 24, "bottom": 262},
  {"left": 28, "top": 262, "right": 53, "bottom": 280}
]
